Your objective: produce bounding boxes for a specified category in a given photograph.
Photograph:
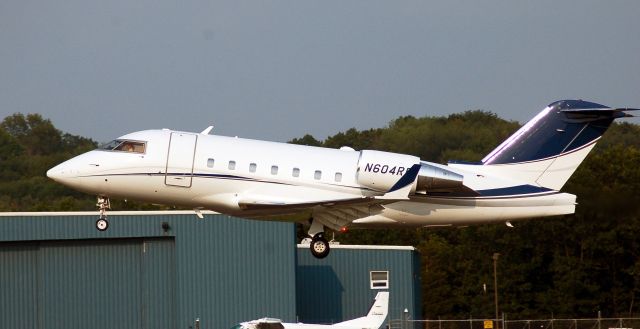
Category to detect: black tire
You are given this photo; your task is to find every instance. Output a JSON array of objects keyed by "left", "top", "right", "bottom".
[
  {"left": 310, "top": 234, "right": 330, "bottom": 259},
  {"left": 96, "top": 218, "right": 109, "bottom": 231}
]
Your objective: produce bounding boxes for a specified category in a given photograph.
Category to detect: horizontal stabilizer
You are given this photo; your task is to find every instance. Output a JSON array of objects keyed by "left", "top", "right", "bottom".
[{"left": 561, "top": 107, "right": 639, "bottom": 120}]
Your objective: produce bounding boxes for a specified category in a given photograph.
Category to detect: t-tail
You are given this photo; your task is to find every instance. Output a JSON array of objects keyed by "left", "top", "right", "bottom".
[
  {"left": 333, "top": 291, "right": 389, "bottom": 329},
  {"left": 480, "top": 100, "right": 637, "bottom": 190}
]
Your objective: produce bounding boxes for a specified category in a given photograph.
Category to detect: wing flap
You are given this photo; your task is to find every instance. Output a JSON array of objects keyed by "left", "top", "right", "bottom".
[{"left": 237, "top": 196, "right": 371, "bottom": 211}]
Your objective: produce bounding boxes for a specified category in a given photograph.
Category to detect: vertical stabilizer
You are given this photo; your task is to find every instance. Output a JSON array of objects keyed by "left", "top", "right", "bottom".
[
  {"left": 480, "top": 100, "right": 636, "bottom": 190},
  {"left": 334, "top": 292, "right": 389, "bottom": 329}
]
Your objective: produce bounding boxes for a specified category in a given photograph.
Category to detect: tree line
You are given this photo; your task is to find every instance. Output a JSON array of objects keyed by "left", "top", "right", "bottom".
[{"left": 2, "top": 111, "right": 640, "bottom": 319}]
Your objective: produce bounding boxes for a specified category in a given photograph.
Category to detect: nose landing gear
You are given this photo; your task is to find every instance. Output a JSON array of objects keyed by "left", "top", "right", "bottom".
[{"left": 96, "top": 196, "right": 110, "bottom": 231}]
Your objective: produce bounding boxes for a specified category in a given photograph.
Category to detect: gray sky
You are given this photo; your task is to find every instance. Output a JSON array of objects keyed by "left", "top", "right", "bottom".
[{"left": 1, "top": 1, "right": 639, "bottom": 143}]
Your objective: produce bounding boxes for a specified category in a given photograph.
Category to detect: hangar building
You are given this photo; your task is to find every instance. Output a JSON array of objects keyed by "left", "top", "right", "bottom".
[{"left": 0, "top": 211, "right": 421, "bottom": 329}]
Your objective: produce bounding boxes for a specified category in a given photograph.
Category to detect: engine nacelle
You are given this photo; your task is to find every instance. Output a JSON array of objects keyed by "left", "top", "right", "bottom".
[
  {"left": 415, "top": 162, "right": 465, "bottom": 194},
  {"left": 356, "top": 150, "right": 419, "bottom": 191}
]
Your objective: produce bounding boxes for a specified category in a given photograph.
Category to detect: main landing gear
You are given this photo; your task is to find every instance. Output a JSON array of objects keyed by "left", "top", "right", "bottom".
[
  {"left": 310, "top": 233, "right": 330, "bottom": 259},
  {"left": 96, "top": 196, "right": 110, "bottom": 231},
  {"left": 307, "top": 219, "right": 330, "bottom": 259}
]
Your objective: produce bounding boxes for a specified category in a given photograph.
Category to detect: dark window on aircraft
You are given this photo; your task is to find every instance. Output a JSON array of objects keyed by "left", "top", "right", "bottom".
[
  {"left": 249, "top": 163, "right": 257, "bottom": 173},
  {"left": 228, "top": 161, "right": 236, "bottom": 170},
  {"left": 254, "top": 323, "right": 285, "bottom": 329},
  {"left": 335, "top": 172, "right": 342, "bottom": 182},
  {"left": 207, "top": 158, "right": 215, "bottom": 168},
  {"left": 271, "top": 166, "right": 278, "bottom": 175},
  {"left": 314, "top": 170, "right": 322, "bottom": 180},
  {"left": 99, "top": 139, "right": 146, "bottom": 154},
  {"left": 292, "top": 168, "right": 300, "bottom": 177},
  {"left": 99, "top": 140, "right": 121, "bottom": 150}
]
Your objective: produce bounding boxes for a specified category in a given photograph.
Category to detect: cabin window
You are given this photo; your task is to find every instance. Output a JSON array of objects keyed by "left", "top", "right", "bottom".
[
  {"left": 314, "top": 170, "right": 322, "bottom": 180},
  {"left": 292, "top": 168, "right": 300, "bottom": 177},
  {"left": 99, "top": 139, "right": 146, "bottom": 154},
  {"left": 207, "top": 158, "right": 215, "bottom": 168},
  {"left": 228, "top": 161, "right": 236, "bottom": 170},
  {"left": 249, "top": 163, "right": 257, "bottom": 173},
  {"left": 334, "top": 172, "right": 342, "bottom": 182},
  {"left": 370, "top": 271, "right": 389, "bottom": 289},
  {"left": 271, "top": 165, "right": 279, "bottom": 175}
]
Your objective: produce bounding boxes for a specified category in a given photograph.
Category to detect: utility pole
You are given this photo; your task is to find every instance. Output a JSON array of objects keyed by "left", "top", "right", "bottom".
[{"left": 493, "top": 253, "right": 500, "bottom": 329}]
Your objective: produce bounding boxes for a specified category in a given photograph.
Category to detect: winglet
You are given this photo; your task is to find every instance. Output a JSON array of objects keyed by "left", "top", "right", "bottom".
[
  {"left": 200, "top": 126, "right": 214, "bottom": 135},
  {"left": 376, "top": 164, "right": 420, "bottom": 200}
]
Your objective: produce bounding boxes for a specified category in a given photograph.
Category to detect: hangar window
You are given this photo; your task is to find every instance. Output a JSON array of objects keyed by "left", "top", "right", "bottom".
[
  {"left": 271, "top": 165, "right": 279, "bottom": 175},
  {"left": 292, "top": 168, "right": 300, "bottom": 177},
  {"left": 314, "top": 170, "right": 322, "bottom": 180},
  {"left": 370, "top": 271, "right": 389, "bottom": 289},
  {"left": 99, "top": 140, "right": 146, "bottom": 154},
  {"left": 334, "top": 172, "right": 342, "bottom": 182},
  {"left": 249, "top": 163, "right": 257, "bottom": 173},
  {"left": 207, "top": 158, "right": 215, "bottom": 168},
  {"left": 228, "top": 161, "right": 236, "bottom": 170}
]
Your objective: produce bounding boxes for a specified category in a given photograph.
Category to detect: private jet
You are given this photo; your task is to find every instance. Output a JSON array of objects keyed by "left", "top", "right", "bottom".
[{"left": 47, "top": 100, "right": 637, "bottom": 258}]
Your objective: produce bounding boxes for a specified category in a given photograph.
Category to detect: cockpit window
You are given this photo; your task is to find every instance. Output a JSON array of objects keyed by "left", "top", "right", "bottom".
[
  {"left": 99, "top": 140, "right": 146, "bottom": 154},
  {"left": 99, "top": 140, "right": 122, "bottom": 150}
]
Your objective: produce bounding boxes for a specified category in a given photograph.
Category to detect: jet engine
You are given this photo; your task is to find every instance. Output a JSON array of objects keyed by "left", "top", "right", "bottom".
[
  {"left": 356, "top": 150, "right": 419, "bottom": 192},
  {"left": 415, "top": 162, "right": 465, "bottom": 194},
  {"left": 356, "top": 150, "right": 470, "bottom": 195}
]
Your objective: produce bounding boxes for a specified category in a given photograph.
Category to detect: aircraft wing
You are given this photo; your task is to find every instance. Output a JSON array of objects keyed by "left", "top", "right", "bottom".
[
  {"left": 237, "top": 164, "right": 421, "bottom": 212},
  {"left": 237, "top": 196, "right": 376, "bottom": 211},
  {"left": 237, "top": 164, "right": 422, "bottom": 230},
  {"left": 238, "top": 197, "right": 389, "bottom": 231}
]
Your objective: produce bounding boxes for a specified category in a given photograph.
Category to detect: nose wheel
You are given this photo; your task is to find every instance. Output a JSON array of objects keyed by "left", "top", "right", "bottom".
[{"left": 96, "top": 196, "right": 111, "bottom": 231}]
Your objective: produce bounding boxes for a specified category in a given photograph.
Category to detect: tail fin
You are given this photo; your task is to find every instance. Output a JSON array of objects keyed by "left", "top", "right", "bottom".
[
  {"left": 481, "top": 100, "right": 637, "bottom": 190},
  {"left": 335, "top": 291, "right": 389, "bottom": 329}
]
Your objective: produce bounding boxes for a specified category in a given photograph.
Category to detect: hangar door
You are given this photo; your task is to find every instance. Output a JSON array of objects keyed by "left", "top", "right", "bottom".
[{"left": 0, "top": 238, "right": 176, "bottom": 329}]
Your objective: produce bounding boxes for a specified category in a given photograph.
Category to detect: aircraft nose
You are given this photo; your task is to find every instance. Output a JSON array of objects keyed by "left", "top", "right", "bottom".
[{"left": 46, "top": 164, "right": 68, "bottom": 183}]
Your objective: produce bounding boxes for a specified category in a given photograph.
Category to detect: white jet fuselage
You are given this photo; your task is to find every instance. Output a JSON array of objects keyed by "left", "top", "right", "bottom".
[{"left": 47, "top": 128, "right": 577, "bottom": 228}]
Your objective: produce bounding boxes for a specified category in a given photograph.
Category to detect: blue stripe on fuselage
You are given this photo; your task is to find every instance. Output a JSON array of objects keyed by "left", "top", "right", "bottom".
[
  {"left": 475, "top": 185, "right": 554, "bottom": 197},
  {"left": 80, "top": 172, "right": 555, "bottom": 199}
]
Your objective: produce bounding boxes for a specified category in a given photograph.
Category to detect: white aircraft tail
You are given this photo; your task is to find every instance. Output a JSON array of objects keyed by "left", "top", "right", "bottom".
[
  {"left": 478, "top": 100, "right": 637, "bottom": 190},
  {"left": 334, "top": 291, "right": 389, "bottom": 329}
]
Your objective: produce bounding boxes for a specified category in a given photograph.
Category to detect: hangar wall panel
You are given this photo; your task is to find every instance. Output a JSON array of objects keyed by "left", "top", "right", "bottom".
[
  {"left": 296, "top": 245, "right": 421, "bottom": 325},
  {"left": 1, "top": 212, "right": 421, "bottom": 328},
  {"left": 0, "top": 243, "right": 39, "bottom": 329},
  {"left": 1, "top": 239, "right": 176, "bottom": 329},
  {"left": 0, "top": 212, "right": 297, "bottom": 329},
  {"left": 40, "top": 239, "right": 146, "bottom": 329}
]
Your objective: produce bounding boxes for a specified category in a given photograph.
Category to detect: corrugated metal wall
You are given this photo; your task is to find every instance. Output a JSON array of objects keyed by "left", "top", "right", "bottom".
[
  {"left": 296, "top": 245, "right": 421, "bottom": 325},
  {"left": 0, "top": 242, "right": 39, "bottom": 329},
  {"left": 0, "top": 212, "right": 297, "bottom": 329},
  {"left": 1, "top": 212, "right": 421, "bottom": 329}
]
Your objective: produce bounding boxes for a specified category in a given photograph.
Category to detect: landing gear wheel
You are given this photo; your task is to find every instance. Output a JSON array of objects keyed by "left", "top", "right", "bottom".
[
  {"left": 310, "top": 234, "right": 330, "bottom": 259},
  {"left": 96, "top": 217, "right": 109, "bottom": 231}
]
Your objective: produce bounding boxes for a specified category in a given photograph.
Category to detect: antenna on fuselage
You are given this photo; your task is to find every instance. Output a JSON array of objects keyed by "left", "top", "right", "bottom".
[{"left": 200, "top": 126, "right": 214, "bottom": 135}]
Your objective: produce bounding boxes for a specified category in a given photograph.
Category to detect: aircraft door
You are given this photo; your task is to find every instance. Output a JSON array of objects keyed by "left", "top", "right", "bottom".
[{"left": 165, "top": 132, "right": 197, "bottom": 187}]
